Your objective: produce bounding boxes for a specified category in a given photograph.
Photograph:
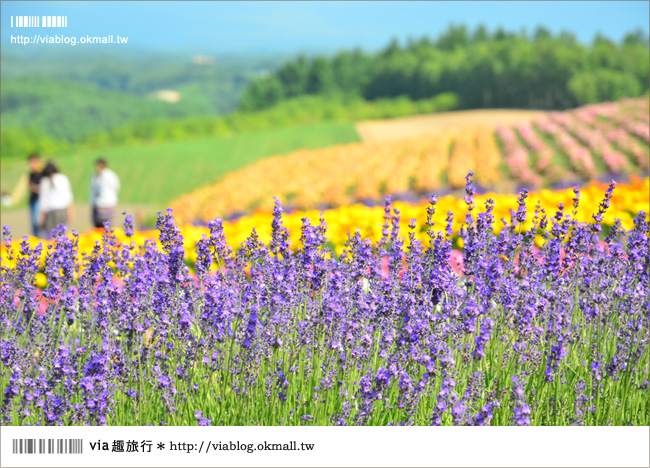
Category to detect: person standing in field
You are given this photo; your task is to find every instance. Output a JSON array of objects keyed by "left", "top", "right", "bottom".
[
  {"left": 90, "top": 158, "right": 120, "bottom": 228},
  {"left": 27, "top": 154, "right": 44, "bottom": 237},
  {"left": 38, "top": 161, "right": 74, "bottom": 239},
  {"left": 6, "top": 153, "right": 44, "bottom": 237}
]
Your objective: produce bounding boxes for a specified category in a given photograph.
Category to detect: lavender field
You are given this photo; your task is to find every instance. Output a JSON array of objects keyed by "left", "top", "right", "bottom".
[{"left": 1, "top": 173, "right": 648, "bottom": 426}]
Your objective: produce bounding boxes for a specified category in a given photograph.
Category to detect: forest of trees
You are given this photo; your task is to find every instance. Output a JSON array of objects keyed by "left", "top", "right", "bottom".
[{"left": 238, "top": 25, "right": 650, "bottom": 112}]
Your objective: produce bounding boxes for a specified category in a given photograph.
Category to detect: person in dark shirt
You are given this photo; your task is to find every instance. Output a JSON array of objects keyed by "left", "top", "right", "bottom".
[{"left": 27, "top": 154, "right": 43, "bottom": 237}]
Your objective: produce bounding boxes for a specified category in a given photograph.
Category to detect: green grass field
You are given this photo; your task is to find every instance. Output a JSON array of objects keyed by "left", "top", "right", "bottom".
[{"left": 1, "top": 122, "right": 360, "bottom": 209}]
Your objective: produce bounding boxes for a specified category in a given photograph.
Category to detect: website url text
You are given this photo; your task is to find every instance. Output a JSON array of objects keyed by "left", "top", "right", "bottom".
[{"left": 10, "top": 34, "right": 128, "bottom": 46}]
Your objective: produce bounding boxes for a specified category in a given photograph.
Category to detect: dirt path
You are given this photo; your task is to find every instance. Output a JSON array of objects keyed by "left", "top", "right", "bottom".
[
  {"left": 356, "top": 109, "right": 545, "bottom": 142},
  {"left": 1, "top": 203, "right": 153, "bottom": 238}
]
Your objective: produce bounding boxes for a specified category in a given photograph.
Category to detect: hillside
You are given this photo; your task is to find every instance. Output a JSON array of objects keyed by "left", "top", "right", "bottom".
[
  {"left": 169, "top": 98, "right": 650, "bottom": 223},
  {"left": 0, "top": 50, "right": 291, "bottom": 157},
  {"left": 1, "top": 48, "right": 287, "bottom": 110},
  {"left": 0, "top": 77, "right": 220, "bottom": 142}
]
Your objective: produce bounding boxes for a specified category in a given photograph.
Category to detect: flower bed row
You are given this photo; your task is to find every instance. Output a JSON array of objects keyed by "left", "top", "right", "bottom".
[
  {"left": 3, "top": 177, "right": 649, "bottom": 275},
  {"left": 495, "top": 125, "right": 542, "bottom": 188},
  {"left": 169, "top": 98, "right": 649, "bottom": 224}
]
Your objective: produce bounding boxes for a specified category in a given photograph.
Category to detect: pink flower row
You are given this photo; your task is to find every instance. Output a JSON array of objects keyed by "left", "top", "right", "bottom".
[
  {"left": 495, "top": 125, "right": 542, "bottom": 188},
  {"left": 512, "top": 122, "right": 554, "bottom": 173},
  {"left": 548, "top": 112, "right": 629, "bottom": 173},
  {"left": 620, "top": 115, "right": 650, "bottom": 143},
  {"left": 534, "top": 115, "right": 596, "bottom": 178},
  {"left": 616, "top": 115, "right": 650, "bottom": 143},
  {"left": 586, "top": 117, "right": 649, "bottom": 170},
  {"left": 572, "top": 103, "right": 619, "bottom": 125},
  {"left": 607, "top": 101, "right": 650, "bottom": 143}
]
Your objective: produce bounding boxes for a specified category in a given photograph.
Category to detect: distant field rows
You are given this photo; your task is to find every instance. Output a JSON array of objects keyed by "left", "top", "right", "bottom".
[
  {"left": 170, "top": 97, "right": 650, "bottom": 224},
  {"left": 355, "top": 109, "right": 545, "bottom": 142}
]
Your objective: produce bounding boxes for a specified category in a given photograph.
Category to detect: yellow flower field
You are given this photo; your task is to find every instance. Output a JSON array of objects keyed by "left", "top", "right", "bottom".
[{"left": 3, "top": 177, "right": 648, "bottom": 273}]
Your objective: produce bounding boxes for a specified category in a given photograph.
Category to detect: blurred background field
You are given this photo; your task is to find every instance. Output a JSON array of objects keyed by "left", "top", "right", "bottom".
[
  {"left": 1, "top": 1, "right": 649, "bottom": 239},
  {"left": 1, "top": 123, "right": 360, "bottom": 205}
]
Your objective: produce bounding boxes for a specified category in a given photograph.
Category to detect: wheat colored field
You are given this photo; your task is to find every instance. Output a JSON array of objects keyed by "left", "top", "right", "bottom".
[{"left": 356, "top": 109, "right": 545, "bottom": 142}]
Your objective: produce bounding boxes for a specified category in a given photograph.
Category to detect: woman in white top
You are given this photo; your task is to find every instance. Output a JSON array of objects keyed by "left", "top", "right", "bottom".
[{"left": 38, "top": 161, "right": 74, "bottom": 238}]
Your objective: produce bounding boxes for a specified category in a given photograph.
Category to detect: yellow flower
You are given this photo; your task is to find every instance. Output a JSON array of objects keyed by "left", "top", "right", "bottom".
[
  {"left": 35, "top": 272, "right": 47, "bottom": 288},
  {"left": 2, "top": 178, "right": 648, "bottom": 268}
]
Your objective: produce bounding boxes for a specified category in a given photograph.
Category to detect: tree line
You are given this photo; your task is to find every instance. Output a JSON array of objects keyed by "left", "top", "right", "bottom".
[{"left": 238, "top": 25, "right": 650, "bottom": 112}]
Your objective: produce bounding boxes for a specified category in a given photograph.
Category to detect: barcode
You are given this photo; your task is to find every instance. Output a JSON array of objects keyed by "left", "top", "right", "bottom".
[
  {"left": 12, "top": 439, "right": 83, "bottom": 454},
  {"left": 10, "top": 16, "right": 68, "bottom": 28}
]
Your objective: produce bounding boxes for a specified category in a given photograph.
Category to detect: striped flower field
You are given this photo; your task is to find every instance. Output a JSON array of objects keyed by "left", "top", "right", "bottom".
[{"left": 169, "top": 98, "right": 649, "bottom": 224}]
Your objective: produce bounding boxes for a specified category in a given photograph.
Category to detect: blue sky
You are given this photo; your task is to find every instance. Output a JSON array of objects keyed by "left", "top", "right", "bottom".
[{"left": 2, "top": 1, "right": 649, "bottom": 54}]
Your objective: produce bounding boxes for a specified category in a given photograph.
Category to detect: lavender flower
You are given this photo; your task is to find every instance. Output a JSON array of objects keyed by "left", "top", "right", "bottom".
[{"left": 0, "top": 172, "right": 647, "bottom": 427}]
